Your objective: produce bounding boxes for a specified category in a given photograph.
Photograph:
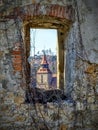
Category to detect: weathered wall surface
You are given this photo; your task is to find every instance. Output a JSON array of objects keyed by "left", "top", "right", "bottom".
[
  {"left": 0, "top": 20, "right": 25, "bottom": 129},
  {"left": 0, "top": 0, "right": 74, "bottom": 129},
  {"left": 0, "top": 0, "right": 98, "bottom": 130},
  {"left": 77, "top": 0, "right": 98, "bottom": 63},
  {"left": 65, "top": 0, "right": 98, "bottom": 129}
]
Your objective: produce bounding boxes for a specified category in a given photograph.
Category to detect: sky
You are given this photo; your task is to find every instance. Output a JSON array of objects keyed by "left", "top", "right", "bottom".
[{"left": 30, "top": 29, "right": 58, "bottom": 56}]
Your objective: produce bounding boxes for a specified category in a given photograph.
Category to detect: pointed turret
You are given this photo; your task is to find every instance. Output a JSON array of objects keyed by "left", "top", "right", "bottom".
[
  {"left": 37, "top": 52, "right": 52, "bottom": 74},
  {"left": 41, "top": 51, "right": 48, "bottom": 64}
]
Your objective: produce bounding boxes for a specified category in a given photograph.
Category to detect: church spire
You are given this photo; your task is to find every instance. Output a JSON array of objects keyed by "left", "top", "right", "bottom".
[
  {"left": 41, "top": 51, "right": 48, "bottom": 65},
  {"left": 37, "top": 51, "right": 52, "bottom": 74}
]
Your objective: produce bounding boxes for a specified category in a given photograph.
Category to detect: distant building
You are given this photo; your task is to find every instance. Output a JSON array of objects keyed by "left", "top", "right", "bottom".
[{"left": 36, "top": 52, "right": 57, "bottom": 90}]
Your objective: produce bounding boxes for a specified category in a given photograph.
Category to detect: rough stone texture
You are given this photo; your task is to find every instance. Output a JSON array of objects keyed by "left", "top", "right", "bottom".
[
  {"left": 0, "top": 0, "right": 98, "bottom": 130},
  {"left": 65, "top": 0, "right": 98, "bottom": 130},
  {"left": 77, "top": 0, "right": 98, "bottom": 63},
  {"left": 0, "top": 101, "right": 74, "bottom": 130}
]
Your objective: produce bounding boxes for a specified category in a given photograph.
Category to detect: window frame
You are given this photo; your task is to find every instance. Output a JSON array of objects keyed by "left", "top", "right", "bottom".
[{"left": 23, "top": 16, "right": 72, "bottom": 91}]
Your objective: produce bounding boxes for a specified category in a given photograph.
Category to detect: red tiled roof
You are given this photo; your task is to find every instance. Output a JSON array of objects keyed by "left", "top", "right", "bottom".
[
  {"left": 41, "top": 53, "right": 48, "bottom": 64},
  {"left": 37, "top": 52, "right": 52, "bottom": 74}
]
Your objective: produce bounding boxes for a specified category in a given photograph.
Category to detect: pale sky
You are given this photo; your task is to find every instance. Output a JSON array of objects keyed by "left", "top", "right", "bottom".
[{"left": 30, "top": 29, "right": 58, "bottom": 56}]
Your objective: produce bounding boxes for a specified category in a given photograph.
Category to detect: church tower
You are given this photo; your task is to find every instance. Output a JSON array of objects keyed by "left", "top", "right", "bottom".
[{"left": 36, "top": 52, "right": 52, "bottom": 90}]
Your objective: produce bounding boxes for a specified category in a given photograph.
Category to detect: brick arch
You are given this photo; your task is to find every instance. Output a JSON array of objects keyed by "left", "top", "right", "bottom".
[{"left": 16, "top": 4, "right": 74, "bottom": 21}]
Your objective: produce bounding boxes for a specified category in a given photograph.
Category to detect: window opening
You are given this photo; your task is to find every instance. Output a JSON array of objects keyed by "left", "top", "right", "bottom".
[
  {"left": 41, "top": 75, "right": 43, "bottom": 83},
  {"left": 26, "top": 28, "right": 66, "bottom": 103},
  {"left": 29, "top": 28, "right": 57, "bottom": 90}
]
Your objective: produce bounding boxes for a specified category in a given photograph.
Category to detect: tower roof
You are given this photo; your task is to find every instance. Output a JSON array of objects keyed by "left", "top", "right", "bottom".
[
  {"left": 41, "top": 52, "right": 48, "bottom": 64},
  {"left": 37, "top": 52, "right": 52, "bottom": 74}
]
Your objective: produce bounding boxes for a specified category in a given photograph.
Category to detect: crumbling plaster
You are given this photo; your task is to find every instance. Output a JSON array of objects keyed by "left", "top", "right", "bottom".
[{"left": 76, "top": 0, "right": 98, "bottom": 63}]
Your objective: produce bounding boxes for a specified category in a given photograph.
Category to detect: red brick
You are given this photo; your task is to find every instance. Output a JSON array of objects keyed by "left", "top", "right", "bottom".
[
  {"left": 14, "top": 55, "right": 22, "bottom": 59},
  {"left": 13, "top": 64, "right": 22, "bottom": 71},
  {"left": 54, "top": 5, "right": 58, "bottom": 17},
  {"left": 14, "top": 66, "right": 22, "bottom": 71},
  {"left": 13, "top": 63, "right": 21, "bottom": 67},
  {"left": 51, "top": 6, "right": 54, "bottom": 16},
  {"left": 60, "top": 7, "right": 63, "bottom": 16},
  {"left": 4, "top": 4, "right": 73, "bottom": 21},
  {"left": 11, "top": 50, "right": 21, "bottom": 55},
  {"left": 48, "top": 6, "right": 52, "bottom": 16},
  {"left": 13, "top": 58, "right": 22, "bottom": 63},
  {"left": 62, "top": 7, "right": 65, "bottom": 18},
  {"left": 48, "top": 5, "right": 67, "bottom": 18}
]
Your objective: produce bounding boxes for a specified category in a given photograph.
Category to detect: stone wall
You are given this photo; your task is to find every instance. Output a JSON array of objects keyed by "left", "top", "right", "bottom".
[
  {"left": 0, "top": 20, "right": 25, "bottom": 129},
  {"left": 65, "top": 0, "right": 98, "bottom": 129},
  {"left": 0, "top": 0, "right": 98, "bottom": 130}
]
